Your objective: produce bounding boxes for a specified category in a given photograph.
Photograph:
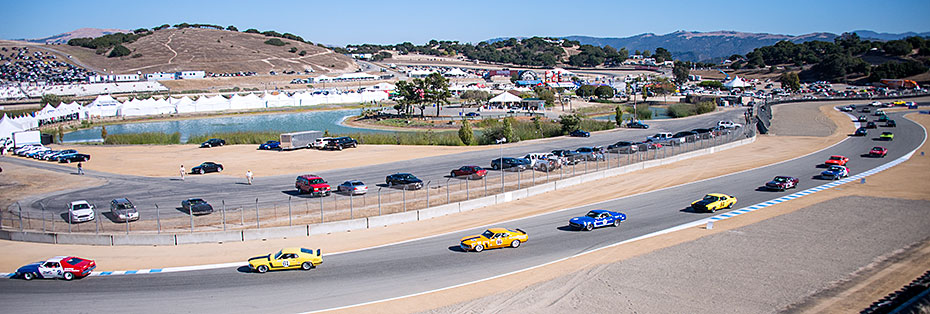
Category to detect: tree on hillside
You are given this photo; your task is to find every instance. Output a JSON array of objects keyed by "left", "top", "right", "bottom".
[
  {"left": 244, "top": 28, "right": 260, "bottom": 34},
  {"left": 883, "top": 40, "right": 913, "bottom": 56},
  {"left": 653, "top": 47, "right": 672, "bottom": 63},
  {"left": 779, "top": 72, "right": 801, "bottom": 92},
  {"left": 226, "top": 25, "right": 238, "bottom": 31},
  {"left": 108, "top": 44, "right": 131, "bottom": 58}
]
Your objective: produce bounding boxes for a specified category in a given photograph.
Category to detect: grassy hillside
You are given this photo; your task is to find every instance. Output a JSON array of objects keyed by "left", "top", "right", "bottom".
[{"left": 49, "top": 28, "right": 357, "bottom": 75}]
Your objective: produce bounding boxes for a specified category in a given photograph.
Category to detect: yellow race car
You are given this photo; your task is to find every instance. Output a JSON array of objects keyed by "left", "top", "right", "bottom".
[
  {"left": 460, "top": 228, "right": 528, "bottom": 252},
  {"left": 691, "top": 193, "right": 737, "bottom": 213},
  {"left": 248, "top": 247, "right": 322, "bottom": 273}
]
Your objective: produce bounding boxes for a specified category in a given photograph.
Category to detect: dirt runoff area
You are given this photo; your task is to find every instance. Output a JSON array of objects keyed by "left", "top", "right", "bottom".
[{"left": 28, "top": 144, "right": 489, "bottom": 178}]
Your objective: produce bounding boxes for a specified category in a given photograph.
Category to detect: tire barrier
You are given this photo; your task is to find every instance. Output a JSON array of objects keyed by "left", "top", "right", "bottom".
[{"left": 862, "top": 270, "right": 930, "bottom": 314}]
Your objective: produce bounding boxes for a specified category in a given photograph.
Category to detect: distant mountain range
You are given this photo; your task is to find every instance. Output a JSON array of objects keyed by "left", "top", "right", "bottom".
[
  {"left": 489, "top": 30, "right": 930, "bottom": 62},
  {"left": 24, "top": 28, "right": 130, "bottom": 44}
]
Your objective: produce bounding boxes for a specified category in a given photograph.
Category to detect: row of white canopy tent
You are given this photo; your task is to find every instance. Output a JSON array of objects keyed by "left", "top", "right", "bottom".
[{"left": 80, "top": 90, "right": 390, "bottom": 118}]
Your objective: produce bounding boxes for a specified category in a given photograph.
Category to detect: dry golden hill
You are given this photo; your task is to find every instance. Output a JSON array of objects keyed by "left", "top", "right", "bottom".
[{"left": 38, "top": 28, "right": 358, "bottom": 75}]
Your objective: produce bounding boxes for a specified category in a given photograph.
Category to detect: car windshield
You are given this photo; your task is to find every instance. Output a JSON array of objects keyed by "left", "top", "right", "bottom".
[
  {"left": 66, "top": 257, "right": 83, "bottom": 265},
  {"left": 883, "top": 132, "right": 892, "bottom": 135},
  {"left": 586, "top": 211, "right": 599, "bottom": 218},
  {"left": 117, "top": 202, "right": 133, "bottom": 209},
  {"left": 309, "top": 178, "right": 325, "bottom": 184},
  {"left": 274, "top": 250, "right": 283, "bottom": 259},
  {"left": 829, "top": 166, "right": 844, "bottom": 171},
  {"left": 189, "top": 199, "right": 206, "bottom": 205},
  {"left": 300, "top": 248, "right": 315, "bottom": 255},
  {"left": 481, "top": 230, "right": 494, "bottom": 238},
  {"left": 702, "top": 195, "right": 719, "bottom": 202},
  {"left": 872, "top": 147, "right": 882, "bottom": 150},
  {"left": 73, "top": 203, "right": 90, "bottom": 210},
  {"left": 774, "top": 177, "right": 787, "bottom": 182},
  {"left": 829, "top": 156, "right": 842, "bottom": 160}
]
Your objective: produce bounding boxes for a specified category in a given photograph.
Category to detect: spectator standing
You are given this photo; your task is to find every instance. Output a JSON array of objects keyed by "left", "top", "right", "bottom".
[
  {"left": 180, "top": 164, "right": 185, "bottom": 181},
  {"left": 77, "top": 161, "right": 84, "bottom": 175},
  {"left": 246, "top": 170, "right": 253, "bottom": 185}
]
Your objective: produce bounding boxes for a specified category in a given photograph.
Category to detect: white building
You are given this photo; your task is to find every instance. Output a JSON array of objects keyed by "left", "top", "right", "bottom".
[
  {"left": 178, "top": 71, "right": 206, "bottom": 79},
  {"left": 145, "top": 72, "right": 175, "bottom": 81}
]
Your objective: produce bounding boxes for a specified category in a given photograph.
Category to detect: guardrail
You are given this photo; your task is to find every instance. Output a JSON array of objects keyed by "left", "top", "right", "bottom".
[{"left": 1, "top": 128, "right": 756, "bottom": 245}]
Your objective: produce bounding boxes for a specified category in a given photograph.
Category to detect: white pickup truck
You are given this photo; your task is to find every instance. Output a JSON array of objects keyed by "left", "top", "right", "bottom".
[
  {"left": 717, "top": 121, "right": 742, "bottom": 129},
  {"left": 647, "top": 132, "right": 684, "bottom": 144}
]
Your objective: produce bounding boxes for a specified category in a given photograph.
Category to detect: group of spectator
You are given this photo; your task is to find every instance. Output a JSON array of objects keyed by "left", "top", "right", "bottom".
[{"left": 0, "top": 47, "right": 94, "bottom": 85}]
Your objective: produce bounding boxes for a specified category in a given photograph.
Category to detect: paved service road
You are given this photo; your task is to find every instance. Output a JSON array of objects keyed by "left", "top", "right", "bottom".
[
  {"left": 0, "top": 109, "right": 922, "bottom": 313},
  {"left": 9, "top": 106, "right": 750, "bottom": 219}
]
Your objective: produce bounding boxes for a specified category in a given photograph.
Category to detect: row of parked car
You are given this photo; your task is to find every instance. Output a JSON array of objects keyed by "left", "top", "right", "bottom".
[
  {"left": 256, "top": 137, "right": 360, "bottom": 151},
  {"left": 11, "top": 144, "right": 90, "bottom": 163}
]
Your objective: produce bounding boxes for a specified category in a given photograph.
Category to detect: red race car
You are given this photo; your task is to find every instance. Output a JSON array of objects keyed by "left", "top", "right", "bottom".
[
  {"left": 869, "top": 146, "right": 888, "bottom": 158},
  {"left": 15, "top": 256, "right": 96, "bottom": 280},
  {"left": 451, "top": 165, "right": 487, "bottom": 179},
  {"left": 824, "top": 155, "right": 849, "bottom": 166}
]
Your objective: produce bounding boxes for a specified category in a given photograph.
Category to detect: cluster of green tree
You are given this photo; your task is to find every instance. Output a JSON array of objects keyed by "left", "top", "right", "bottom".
[
  {"left": 576, "top": 85, "right": 616, "bottom": 98},
  {"left": 568, "top": 45, "right": 628, "bottom": 67},
  {"left": 370, "top": 51, "right": 393, "bottom": 62},
  {"left": 868, "top": 60, "right": 929, "bottom": 82},
  {"left": 172, "top": 23, "right": 225, "bottom": 30},
  {"left": 741, "top": 33, "right": 930, "bottom": 82},
  {"left": 392, "top": 73, "right": 451, "bottom": 117},
  {"left": 264, "top": 38, "right": 287, "bottom": 46},
  {"left": 67, "top": 32, "right": 150, "bottom": 51},
  {"left": 346, "top": 37, "right": 566, "bottom": 67}
]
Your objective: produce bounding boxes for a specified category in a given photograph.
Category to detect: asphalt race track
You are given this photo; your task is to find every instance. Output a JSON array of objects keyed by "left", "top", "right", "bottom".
[
  {"left": 0, "top": 108, "right": 923, "bottom": 313},
  {"left": 8, "top": 107, "right": 749, "bottom": 218}
]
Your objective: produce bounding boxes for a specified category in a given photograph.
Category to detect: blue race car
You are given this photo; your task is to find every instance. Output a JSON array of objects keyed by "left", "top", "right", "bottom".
[
  {"left": 569, "top": 209, "right": 626, "bottom": 231},
  {"left": 820, "top": 165, "right": 849, "bottom": 180},
  {"left": 259, "top": 140, "right": 281, "bottom": 150}
]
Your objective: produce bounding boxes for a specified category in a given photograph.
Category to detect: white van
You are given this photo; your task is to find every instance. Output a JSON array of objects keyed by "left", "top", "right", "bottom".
[
  {"left": 523, "top": 153, "right": 559, "bottom": 167},
  {"left": 311, "top": 137, "right": 333, "bottom": 149}
]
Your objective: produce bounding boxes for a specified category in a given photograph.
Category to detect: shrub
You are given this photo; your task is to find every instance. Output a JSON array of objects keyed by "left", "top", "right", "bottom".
[
  {"left": 264, "top": 38, "right": 286, "bottom": 46},
  {"left": 105, "top": 132, "right": 180, "bottom": 144},
  {"left": 635, "top": 107, "right": 653, "bottom": 120},
  {"left": 458, "top": 118, "right": 475, "bottom": 145},
  {"left": 108, "top": 44, "right": 131, "bottom": 58},
  {"left": 299, "top": 50, "right": 307, "bottom": 56},
  {"left": 288, "top": 47, "right": 298, "bottom": 53},
  {"left": 559, "top": 113, "right": 582, "bottom": 134},
  {"left": 695, "top": 101, "right": 716, "bottom": 114},
  {"left": 667, "top": 103, "right": 696, "bottom": 118}
]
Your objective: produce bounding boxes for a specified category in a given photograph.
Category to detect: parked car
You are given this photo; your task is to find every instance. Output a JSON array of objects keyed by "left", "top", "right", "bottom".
[
  {"left": 569, "top": 129, "right": 590, "bottom": 137},
  {"left": 44, "top": 149, "right": 76, "bottom": 161},
  {"left": 626, "top": 121, "right": 649, "bottom": 129},
  {"left": 322, "top": 136, "right": 358, "bottom": 150},
  {"left": 296, "top": 175, "right": 332, "bottom": 196},
  {"left": 15, "top": 256, "right": 96, "bottom": 281},
  {"left": 459, "top": 228, "right": 528, "bottom": 252},
  {"left": 523, "top": 153, "right": 558, "bottom": 168},
  {"left": 248, "top": 247, "right": 322, "bottom": 273},
  {"left": 68, "top": 200, "right": 95, "bottom": 223},
  {"left": 673, "top": 131, "right": 698, "bottom": 142},
  {"left": 191, "top": 162, "right": 223, "bottom": 174},
  {"left": 465, "top": 112, "right": 481, "bottom": 117},
  {"left": 572, "top": 147, "right": 603, "bottom": 161},
  {"left": 824, "top": 155, "right": 849, "bottom": 166},
  {"left": 568, "top": 210, "right": 626, "bottom": 231},
  {"left": 110, "top": 198, "right": 140, "bottom": 222},
  {"left": 869, "top": 146, "right": 888, "bottom": 158},
  {"left": 690, "top": 193, "right": 737, "bottom": 213},
  {"left": 854, "top": 127, "right": 868, "bottom": 136},
  {"left": 451, "top": 165, "right": 487, "bottom": 179},
  {"left": 646, "top": 132, "right": 674, "bottom": 143},
  {"left": 765, "top": 176, "right": 799, "bottom": 191},
  {"left": 717, "top": 121, "right": 742, "bottom": 129},
  {"left": 885, "top": 120, "right": 897, "bottom": 127},
  {"left": 311, "top": 137, "right": 334, "bottom": 149},
  {"left": 551, "top": 150, "right": 581, "bottom": 165},
  {"left": 880, "top": 132, "right": 894, "bottom": 141},
  {"left": 385, "top": 173, "right": 423, "bottom": 189},
  {"left": 691, "top": 128, "right": 716, "bottom": 138},
  {"left": 181, "top": 198, "right": 214, "bottom": 215},
  {"left": 607, "top": 141, "right": 637, "bottom": 154},
  {"left": 820, "top": 165, "right": 849, "bottom": 180},
  {"left": 32, "top": 150, "right": 57, "bottom": 159},
  {"left": 200, "top": 138, "right": 226, "bottom": 148},
  {"left": 24, "top": 147, "right": 50, "bottom": 158},
  {"left": 336, "top": 180, "right": 368, "bottom": 195},
  {"left": 258, "top": 140, "right": 281, "bottom": 150},
  {"left": 14, "top": 144, "right": 43, "bottom": 156},
  {"left": 490, "top": 157, "right": 530, "bottom": 171},
  {"left": 58, "top": 153, "right": 90, "bottom": 163}
]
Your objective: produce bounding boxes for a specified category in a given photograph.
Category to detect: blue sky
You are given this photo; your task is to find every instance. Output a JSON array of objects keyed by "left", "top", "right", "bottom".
[{"left": 2, "top": 0, "right": 928, "bottom": 45}]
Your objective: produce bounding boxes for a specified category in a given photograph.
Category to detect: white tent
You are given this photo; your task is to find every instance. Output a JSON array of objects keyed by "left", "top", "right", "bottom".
[
  {"left": 194, "top": 95, "right": 230, "bottom": 112},
  {"left": 371, "top": 82, "right": 396, "bottom": 91},
  {"left": 723, "top": 76, "right": 750, "bottom": 89},
  {"left": 443, "top": 68, "right": 468, "bottom": 77},
  {"left": 85, "top": 95, "right": 121, "bottom": 117},
  {"left": 119, "top": 98, "right": 159, "bottom": 117},
  {"left": 229, "top": 93, "right": 265, "bottom": 110},
  {"left": 172, "top": 96, "right": 197, "bottom": 114},
  {"left": 488, "top": 91, "right": 523, "bottom": 104},
  {"left": 150, "top": 98, "right": 176, "bottom": 115},
  {"left": 262, "top": 92, "right": 296, "bottom": 108},
  {"left": 0, "top": 114, "right": 24, "bottom": 140},
  {"left": 292, "top": 92, "right": 321, "bottom": 107},
  {"left": 11, "top": 114, "right": 37, "bottom": 130}
]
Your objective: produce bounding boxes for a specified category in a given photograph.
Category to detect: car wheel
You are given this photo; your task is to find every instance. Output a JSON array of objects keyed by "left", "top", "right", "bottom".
[
  {"left": 66, "top": 159, "right": 71, "bottom": 163},
  {"left": 613, "top": 219, "right": 620, "bottom": 227},
  {"left": 387, "top": 182, "right": 393, "bottom": 187},
  {"left": 474, "top": 244, "right": 484, "bottom": 252},
  {"left": 206, "top": 144, "right": 211, "bottom": 148},
  {"left": 199, "top": 169, "right": 205, "bottom": 174},
  {"left": 62, "top": 272, "right": 74, "bottom": 281},
  {"left": 22, "top": 272, "right": 34, "bottom": 280},
  {"left": 217, "top": 167, "right": 223, "bottom": 172},
  {"left": 219, "top": 143, "right": 224, "bottom": 146},
  {"left": 585, "top": 224, "right": 594, "bottom": 231},
  {"left": 450, "top": 172, "right": 456, "bottom": 178},
  {"left": 301, "top": 262, "right": 313, "bottom": 270},
  {"left": 256, "top": 265, "right": 268, "bottom": 273},
  {"left": 511, "top": 240, "right": 521, "bottom": 248}
]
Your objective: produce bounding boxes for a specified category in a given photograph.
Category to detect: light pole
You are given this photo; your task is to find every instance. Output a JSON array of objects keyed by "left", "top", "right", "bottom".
[{"left": 497, "top": 137, "right": 507, "bottom": 193}]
